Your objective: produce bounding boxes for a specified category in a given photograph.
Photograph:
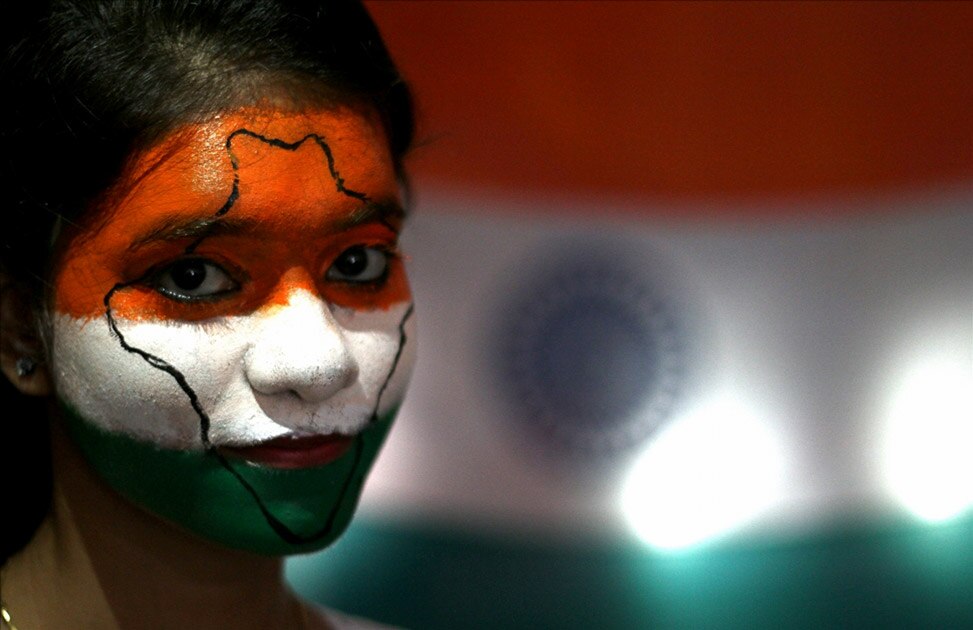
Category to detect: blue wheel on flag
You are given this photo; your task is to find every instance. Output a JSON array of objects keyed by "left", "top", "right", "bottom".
[{"left": 492, "top": 242, "right": 685, "bottom": 457}]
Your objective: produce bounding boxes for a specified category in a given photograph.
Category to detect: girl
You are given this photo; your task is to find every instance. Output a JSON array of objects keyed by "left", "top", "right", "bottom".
[{"left": 0, "top": 2, "right": 416, "bottom": 628}]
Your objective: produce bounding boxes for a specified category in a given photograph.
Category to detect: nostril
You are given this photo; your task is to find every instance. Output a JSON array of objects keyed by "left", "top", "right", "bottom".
[
  {"left": 242, "top": 291, "right": 360, "bottom": 404},
  {"left": 246, "top": 347, "right": 358, "bottom": 403}
]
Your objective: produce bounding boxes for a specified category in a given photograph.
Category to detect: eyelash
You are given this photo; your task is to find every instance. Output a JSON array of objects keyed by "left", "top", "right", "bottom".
[
  {"left": 149, "top": 257, "right": 241, "bottom": 302},
  {"left": 146, "top": 245, "right": 397, "bottom": 302},
  {"left": 326, "top": 245, "right": 396, "bottom": 286}
]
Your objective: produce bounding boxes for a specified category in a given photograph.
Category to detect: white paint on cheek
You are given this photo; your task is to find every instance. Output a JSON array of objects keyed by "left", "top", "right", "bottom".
[
  {"left": 52, "top": 291, "right": 415, "bottom": 450},
  {"left": 332, "top": 300, "right": 417, "bottom": 418}
]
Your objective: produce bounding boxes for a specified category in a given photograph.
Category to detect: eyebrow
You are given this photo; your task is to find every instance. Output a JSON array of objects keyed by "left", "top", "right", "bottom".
[
  {"left": 128, "top": 200, "right": 406, "bottom": 251},
  {"left": 128, "top": 216, "right": 246, "bottom": 251},
  {"left": 337, "top": 200, "right": 406, "bottom": 230}
]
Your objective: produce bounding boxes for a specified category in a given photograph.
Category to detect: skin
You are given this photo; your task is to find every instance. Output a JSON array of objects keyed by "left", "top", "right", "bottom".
[{"left": 0, "top": 104, "right": 415, "bottom": 628}]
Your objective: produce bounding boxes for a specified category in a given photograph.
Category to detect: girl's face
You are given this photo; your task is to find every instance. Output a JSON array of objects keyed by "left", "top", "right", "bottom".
[{"left": 49, "top": 106, "right": 416, "bottom": 554}]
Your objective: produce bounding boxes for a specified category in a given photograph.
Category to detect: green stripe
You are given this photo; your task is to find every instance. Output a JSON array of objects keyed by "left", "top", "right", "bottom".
[
  {"left": 288, "top": 513, "right": 973, "bottom": 629},
  {"left": 62, "top": 406, "right": 396, "bottom": 555}
]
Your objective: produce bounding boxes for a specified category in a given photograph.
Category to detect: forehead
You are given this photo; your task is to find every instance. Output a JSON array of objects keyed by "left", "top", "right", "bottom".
[{"left": 88, "top": 106, "right": 397, "bottom": 241}]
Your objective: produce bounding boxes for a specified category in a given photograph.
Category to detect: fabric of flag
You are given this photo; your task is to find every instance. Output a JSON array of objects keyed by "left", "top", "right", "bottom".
[{"left": 287, "top": 4, "right": 973, "bottom": 628}]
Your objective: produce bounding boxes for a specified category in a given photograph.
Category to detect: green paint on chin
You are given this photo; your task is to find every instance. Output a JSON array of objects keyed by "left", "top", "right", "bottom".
[{"left": 61, "top": 405, "right": 397, "bottom": 556}]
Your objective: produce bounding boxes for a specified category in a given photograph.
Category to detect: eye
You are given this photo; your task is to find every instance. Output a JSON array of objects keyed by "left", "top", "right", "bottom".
[
  {"left": 326, "top": 246, "right": 390, "bottom": 283},
  {"left": 153, "top": 258, "right": 238, "bottom": 301}
]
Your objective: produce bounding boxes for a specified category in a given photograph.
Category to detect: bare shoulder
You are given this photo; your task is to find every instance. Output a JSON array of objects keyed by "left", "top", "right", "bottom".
[{"left": 306, "top": 603, "right": 404, "bottom": 630}]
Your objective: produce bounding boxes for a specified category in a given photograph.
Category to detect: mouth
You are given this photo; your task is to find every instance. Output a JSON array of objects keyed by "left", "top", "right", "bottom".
[{"left": 220, "top": 433, "right": 355, "bottom": 469}]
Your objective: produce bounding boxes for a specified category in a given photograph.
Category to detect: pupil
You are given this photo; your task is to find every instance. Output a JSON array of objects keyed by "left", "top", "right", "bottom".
[
  {"left": 172, "top": 260, "right": 206, "bottom": 291},
  {"left": 336, "top": 247, "right": 368, "bottom": 276}
]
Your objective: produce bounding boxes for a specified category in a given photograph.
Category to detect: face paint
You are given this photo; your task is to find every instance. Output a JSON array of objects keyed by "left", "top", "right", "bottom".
[{"left": 50, "top": 107, "right": 416, "bottom": 555}]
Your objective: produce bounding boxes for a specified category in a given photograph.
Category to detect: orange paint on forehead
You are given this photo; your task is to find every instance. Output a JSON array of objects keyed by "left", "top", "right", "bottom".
[{"left": 53, "top": 107, "right": 409, "bottom": 320}]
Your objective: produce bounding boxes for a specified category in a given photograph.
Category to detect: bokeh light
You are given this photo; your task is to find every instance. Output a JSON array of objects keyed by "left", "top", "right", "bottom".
[
  {"left": 621, "top": 396, "right": 785, "bottom": 551},
  {"left": 882, "top": 357, "right": 973, "bottom": 523}
]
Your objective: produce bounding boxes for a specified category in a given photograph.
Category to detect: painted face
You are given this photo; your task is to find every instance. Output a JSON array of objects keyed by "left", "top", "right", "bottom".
[{"left": 49, "top": 107, "right": 416, "bottom": 555}]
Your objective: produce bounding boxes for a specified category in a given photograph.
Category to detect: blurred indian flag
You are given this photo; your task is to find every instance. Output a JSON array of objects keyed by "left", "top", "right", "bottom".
[{"left": 288, "top": 3, "right": 973, "bottom": 628}]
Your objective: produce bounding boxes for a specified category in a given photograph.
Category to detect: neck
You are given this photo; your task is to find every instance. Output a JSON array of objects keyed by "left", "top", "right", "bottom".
[{"left": 49, "top": 421, "right": 305, "bottom": 630}]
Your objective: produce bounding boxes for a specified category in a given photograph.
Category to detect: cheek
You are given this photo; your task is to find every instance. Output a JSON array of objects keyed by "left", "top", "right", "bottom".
[
  {"left": 334, "top": 303, "right": 417, "bottom": 416},
  {"left": 51, "top": 313, "right": 250, "bottom": 449},
  {"left": 49, "top": 299, "right": 416, "bottom": 449}
]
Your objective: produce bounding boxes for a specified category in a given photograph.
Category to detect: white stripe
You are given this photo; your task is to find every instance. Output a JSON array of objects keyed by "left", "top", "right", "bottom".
[
  {"left": 363, "top": 190, "right": 973, "bottom": 542},
  {"left": 52, "top": 291, "right": 415, "bottom": 450}
]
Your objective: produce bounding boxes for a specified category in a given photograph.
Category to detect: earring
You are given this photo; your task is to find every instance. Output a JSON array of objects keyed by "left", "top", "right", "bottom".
[{"left": 15, "top": 357, "right": 37, "bottom": 378}]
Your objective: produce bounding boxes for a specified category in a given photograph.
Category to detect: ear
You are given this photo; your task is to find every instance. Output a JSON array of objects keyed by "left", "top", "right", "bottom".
[{"left": 0, "top": 276, "right": 53, "bottom": 396}]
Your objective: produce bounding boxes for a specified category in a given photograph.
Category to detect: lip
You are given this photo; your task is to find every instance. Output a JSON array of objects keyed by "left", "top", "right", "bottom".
[{"left": 220, "top": 433, "right": 355, "bottom": 469}]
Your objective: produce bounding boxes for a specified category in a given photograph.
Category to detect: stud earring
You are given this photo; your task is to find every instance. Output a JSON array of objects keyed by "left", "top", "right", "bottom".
[{"left": 15, "top": 357, "right": 37, "bottom": 378}]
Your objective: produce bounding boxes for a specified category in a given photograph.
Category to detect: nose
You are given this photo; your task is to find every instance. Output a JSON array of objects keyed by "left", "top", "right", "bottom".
[{"left": 244, "top": 290, "right": 358, "bottom": 403}]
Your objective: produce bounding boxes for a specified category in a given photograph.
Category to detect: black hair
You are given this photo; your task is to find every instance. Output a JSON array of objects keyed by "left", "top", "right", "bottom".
[{"left": 0, "top": 0, "right": 414, "bottom": 563}]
